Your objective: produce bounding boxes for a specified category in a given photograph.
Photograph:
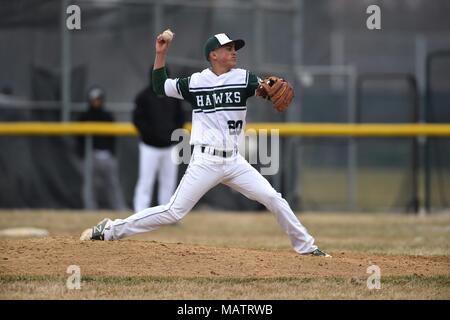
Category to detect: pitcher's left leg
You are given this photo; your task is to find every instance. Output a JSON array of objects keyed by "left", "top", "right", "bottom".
[{"left": 223, "top": 156, "right": 317, "bottom": 254}]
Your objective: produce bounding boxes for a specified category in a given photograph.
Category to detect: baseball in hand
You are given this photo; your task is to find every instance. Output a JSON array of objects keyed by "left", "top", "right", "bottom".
[{"left": 160, "top": 29, "right": 174, "bottom": 42}]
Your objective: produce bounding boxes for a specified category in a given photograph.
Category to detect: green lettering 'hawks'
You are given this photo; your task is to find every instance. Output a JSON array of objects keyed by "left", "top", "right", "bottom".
[{"left": 153, "top": 67, "right": 260, "bottom": 150}]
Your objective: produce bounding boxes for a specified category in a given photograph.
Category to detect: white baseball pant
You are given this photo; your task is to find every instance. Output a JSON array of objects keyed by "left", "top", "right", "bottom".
[
  {"left": 133, "top": 143, "right": 178, "bottom": 212},
  {"left": 105, "top": 146, "right": 317, "bottom": 254}
]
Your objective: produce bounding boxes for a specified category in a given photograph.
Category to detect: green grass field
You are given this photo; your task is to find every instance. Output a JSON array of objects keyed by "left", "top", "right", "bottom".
[{"left": 0, "top": 210, "right": 449, "bottom": 299}]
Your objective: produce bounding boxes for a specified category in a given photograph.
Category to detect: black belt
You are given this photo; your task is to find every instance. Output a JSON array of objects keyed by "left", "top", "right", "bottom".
[{"left": 200, "top": 146, "right": 234, "bottom": 158}]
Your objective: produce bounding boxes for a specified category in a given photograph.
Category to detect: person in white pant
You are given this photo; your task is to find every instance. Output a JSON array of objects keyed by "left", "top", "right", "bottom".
[
  {"left": 80, "top": 32, "right": 330, "bottom": 257},
  {"left": 132, "top": 66, "right": 185, "bottom": 212},
  {"left": 134, "top": 143, "right": 178, "bottom": 211}
]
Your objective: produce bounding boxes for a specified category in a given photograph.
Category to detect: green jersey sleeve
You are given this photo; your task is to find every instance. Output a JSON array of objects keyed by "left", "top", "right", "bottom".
[
  {"left": 152, "top": 67, "right": 168, "bottom": 96},
  {"left": 246, "top": 72, "right": 261, "bottom": 97}
]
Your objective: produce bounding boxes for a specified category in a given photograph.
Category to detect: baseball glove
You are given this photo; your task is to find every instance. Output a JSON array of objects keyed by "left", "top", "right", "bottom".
[{"left": 255, "top": 76, "right": 294, "bottom": 112}]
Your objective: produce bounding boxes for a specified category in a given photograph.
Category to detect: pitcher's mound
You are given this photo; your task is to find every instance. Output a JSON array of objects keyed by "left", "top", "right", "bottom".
[{"left": 1, "top": 237, "right": 449, "bottom": 279}]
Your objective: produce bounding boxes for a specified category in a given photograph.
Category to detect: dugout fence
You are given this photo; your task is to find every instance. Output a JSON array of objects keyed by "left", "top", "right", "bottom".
[
  {"left": 2, "top": 0, "right": 450, "bottom": 212},
  {"left": 1, "top": 121, "right": 449, "bottom": 212},
  {"left": 356, "top": 73, "right": 419, "bottom": 213},
  {"left": 425, "top": 51, "right": 450, "bottom": 212}
]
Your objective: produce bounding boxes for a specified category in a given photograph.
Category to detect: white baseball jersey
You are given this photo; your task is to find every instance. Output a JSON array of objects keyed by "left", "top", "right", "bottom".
[{"left": 164, "top": 68, "right": 259, "bottom": 150}]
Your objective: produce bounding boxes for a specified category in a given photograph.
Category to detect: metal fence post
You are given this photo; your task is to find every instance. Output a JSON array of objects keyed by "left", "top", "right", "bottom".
[
  {"left": 61, "top": 0, "right": 71, "bottom": 122},
  {"left": 348, "top": 67, "right": 358, "bottom": 211},
  {"left": 83, "top": 135, "right": 93, "bottom": 210}
]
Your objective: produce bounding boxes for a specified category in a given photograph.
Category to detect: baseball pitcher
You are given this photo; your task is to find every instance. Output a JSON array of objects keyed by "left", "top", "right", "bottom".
[{"left": 80, "top": 31, "right": 330, "bottom": 257}]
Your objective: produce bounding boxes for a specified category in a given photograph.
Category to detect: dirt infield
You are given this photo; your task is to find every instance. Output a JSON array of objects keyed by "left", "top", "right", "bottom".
[
  {"left": 1, "top": 237, "right": 449, "bottom": 279},
  {"left": 1, "top": 211, "right": 449, "bottom": 299}
]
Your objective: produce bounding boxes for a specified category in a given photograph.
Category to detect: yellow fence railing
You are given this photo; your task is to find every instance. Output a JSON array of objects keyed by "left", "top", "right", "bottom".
[{"left": 0, "top": 122, "right": 450, "bottom": 137}]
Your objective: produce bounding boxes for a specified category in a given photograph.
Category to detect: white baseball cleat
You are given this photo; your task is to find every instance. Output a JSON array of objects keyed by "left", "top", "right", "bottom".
[
  {"left": 79, "top": 228, "right": 93, "bottom": 241},
  {"left": 79, "top": 218, "right": 111, "bottom": 241}
]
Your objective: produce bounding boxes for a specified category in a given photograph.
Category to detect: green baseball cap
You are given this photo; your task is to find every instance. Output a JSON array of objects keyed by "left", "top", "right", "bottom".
[{"left": 204, "top": 33, "right": 245, "bottom": 61}]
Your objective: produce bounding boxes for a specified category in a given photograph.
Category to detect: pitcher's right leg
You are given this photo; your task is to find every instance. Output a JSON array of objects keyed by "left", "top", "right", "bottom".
[
  {"left": 104, "top": 153, "right": 222, "bottom": 240},
  {"left": 222, "top": 155, "right": 317, "bottom": 254}
]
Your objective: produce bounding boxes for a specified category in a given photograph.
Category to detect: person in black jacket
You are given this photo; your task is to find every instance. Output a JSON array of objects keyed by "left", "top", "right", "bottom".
[
  {"left": 133, "top": 66, "right": 185, "bottom": 211},
  {"left": 77, "top": 86, "right": 127, "bottom": 211}
]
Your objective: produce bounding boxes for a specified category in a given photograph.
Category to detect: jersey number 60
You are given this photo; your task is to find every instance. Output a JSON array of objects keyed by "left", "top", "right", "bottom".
[{"left": 227, "top": 120, "right": 243, "bottom": 135}]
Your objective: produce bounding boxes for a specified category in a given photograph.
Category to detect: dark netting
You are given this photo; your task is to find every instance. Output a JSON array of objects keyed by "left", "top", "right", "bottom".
[
  {"left": 295, "top": 73, "right": 353, "bottom": 211},
  {"left": 1, "top": 0, "right": 450, "bottom": 212},
  {"left": 0, "top": 107, "right": 83, "bottom": 208},
  {"left": 356, "top": 76, "right": 419, "bottom": 212},
  {"left": 426, "top": 52, "right": 450, "bottom": 211}
]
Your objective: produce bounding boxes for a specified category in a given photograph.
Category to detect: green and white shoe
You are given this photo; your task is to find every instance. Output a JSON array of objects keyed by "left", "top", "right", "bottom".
[
  {"left": 80, "top": 218, "right": 111, "bottom": 241},
  {"left": 303, "top": 248, "right": 332, "bottom": 258}
]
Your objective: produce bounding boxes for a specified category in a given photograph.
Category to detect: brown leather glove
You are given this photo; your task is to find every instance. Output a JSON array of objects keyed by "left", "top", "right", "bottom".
[{"left": 255, "top": 76, "right": 294, "bottom": 112}]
